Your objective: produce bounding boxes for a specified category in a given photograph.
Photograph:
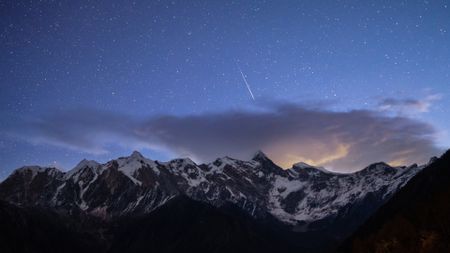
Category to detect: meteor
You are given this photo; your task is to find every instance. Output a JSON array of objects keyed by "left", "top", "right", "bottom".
[{"left": 237, "top": 65, "right": 255, "bottom": 101}]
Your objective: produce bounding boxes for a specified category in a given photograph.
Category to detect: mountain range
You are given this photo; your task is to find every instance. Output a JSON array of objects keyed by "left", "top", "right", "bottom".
[{"left": 0, "top": 150, "right": 446, "bottom": 253}]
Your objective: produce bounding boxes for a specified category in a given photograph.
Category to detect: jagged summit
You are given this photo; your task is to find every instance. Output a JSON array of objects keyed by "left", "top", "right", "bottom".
[
  {"left": 357, "top": 162, "right": 395, "bottom": 175},
  {"left": 167, "top": 157, "right": 196, "bottom": 166},
  {"left": 12, "top": 165, "right": 61, "bottom": 177},
  {"left": 15, "top": 165, "right": 46, "bottom": 172},
  {"left": 65, "top": 159, "right": 101, "bottom": 180},
  {"left": 428, "top": 156, "right": 438, "bottom": 165},
  {"left": 74, "top": 159, "right": 100, "bottom": 169},
  {"left": 116, "top": 150, "right": 148, "bottom": 162},
  {"left": 130, "top": 150, "right": 145, "bottom": 159},
  {"left": 252, "top": 150, "right": 270, "bottom": 161},
  {"left": 292, "top": 162, "right": 334, "bottom": 174},
  {"left": 293, "top": 161, "right": 316, "bottom": 169}
]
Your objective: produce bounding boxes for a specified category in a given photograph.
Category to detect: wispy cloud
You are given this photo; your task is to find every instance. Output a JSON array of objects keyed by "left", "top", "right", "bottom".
[
  {"left": 378, "top": 94, "right": 442, "bottom": 115},
  {"left": 7, "top": 102, "right": 443, "bottom": 172}
]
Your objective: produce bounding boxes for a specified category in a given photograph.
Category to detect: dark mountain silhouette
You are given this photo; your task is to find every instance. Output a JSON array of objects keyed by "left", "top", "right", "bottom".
[{"left": 338, "top": 151, "right": 450, "bottom": 253}]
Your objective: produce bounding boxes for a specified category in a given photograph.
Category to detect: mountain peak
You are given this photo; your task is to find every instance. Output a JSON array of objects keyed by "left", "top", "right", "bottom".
[
  {"left": 14, "top": 165, "right": 45, "bottom": 174},
  {"left": 130, "top": 150, "right": 144, "bottom": 159},
  {"left": 252, "top": 150, "right": 269, "bottom": 161},
  {"left": 293, "top": 162, "right": 315, "bottom": 169},
  {"left": 428, "top": 156, "right": 438, "bottom": 165},
  {"left": 65, "top": 159, "right": 101, "bottom": 179},
  {"left": 292, "top": 162, "right": 332, "bottom": 174},
  {"left": 10, "top": 166, "right": 62, "bottom": 181},
  {"left": 73, "top": 159, "right": 100, "bottom": 170},
  {"left": 357, "top": 162, "right": 396, "bottom": 175}
]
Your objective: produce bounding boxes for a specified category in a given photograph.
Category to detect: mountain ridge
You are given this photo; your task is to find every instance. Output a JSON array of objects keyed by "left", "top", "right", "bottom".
[
  {"left": 0, "top": 151, "right": 423, "bottom": 225},
  {"left": 4, "top": 150, "right": 420, "bottom": 182}
]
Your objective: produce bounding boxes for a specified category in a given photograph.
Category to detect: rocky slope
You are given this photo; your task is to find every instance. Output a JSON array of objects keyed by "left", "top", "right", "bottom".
[{"left": 338, "top": 151, "right": 450, "bottom": 253}]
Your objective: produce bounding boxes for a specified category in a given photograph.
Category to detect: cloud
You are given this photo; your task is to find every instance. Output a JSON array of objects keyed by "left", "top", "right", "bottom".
[
  {"left": 10, "top": 103, "right": 443, "bottom": 172},
  {"left": 378, "top": 94, "right": 442, "bottom": 115}
]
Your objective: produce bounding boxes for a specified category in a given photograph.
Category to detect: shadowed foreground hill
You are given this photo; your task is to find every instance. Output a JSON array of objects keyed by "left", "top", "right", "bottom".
[
  {"left": 0, "top": 200, "right": 105, "bottom": 253},
  {"left": 0, "top": 196, "right": 300, "bottom": 253},
  {"left": 338, "top": 150, "right": 450, "bottom": 253},
  {"left": 108, "top": 196, "right": 299, "bottom": 253}
]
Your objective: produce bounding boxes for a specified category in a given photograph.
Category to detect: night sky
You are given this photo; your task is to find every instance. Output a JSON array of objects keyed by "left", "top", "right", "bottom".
[{"left": 1, "top": 0, "right": 449, "bottom": 178}]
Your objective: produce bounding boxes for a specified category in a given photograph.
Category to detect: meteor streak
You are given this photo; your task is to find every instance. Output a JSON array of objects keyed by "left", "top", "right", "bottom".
[{"left": 237, "top": 65, "right": 255, "bottom": 101}]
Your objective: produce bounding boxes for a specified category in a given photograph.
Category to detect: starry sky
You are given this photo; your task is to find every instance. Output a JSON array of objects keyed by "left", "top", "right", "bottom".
[{"left": 1, "top": 0, "right": 449, "bottom": 178}]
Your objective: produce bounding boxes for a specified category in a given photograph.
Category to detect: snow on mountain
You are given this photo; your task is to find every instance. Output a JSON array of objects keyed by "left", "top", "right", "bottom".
[
  {"left": 268, "top": 162, "right": 422, "bottom": 224},
  {"left": 116, "top": 151, "right": 152, "bottom": 185},
  {"left": 0, "top": 151, "right": 424, "bottom": 230},
  {"left": 12, "top": 165, "right": 63, "bottom": 179},
  {"left": 65, "top": 159, "right": 101, "bottom": 180},
  {"left": 292, "top": 162, "right": 334, "bottom": 174}
]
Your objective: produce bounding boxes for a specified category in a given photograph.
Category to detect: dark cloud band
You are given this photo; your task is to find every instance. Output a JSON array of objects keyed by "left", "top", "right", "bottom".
[{"left": 11, "top": 103, "right": 442, "bottom": 172}]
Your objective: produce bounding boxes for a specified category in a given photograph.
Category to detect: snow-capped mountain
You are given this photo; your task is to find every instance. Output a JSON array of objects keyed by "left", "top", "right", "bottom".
[{"left": 0, "top": 151, "right": 424, "bottom": 233}]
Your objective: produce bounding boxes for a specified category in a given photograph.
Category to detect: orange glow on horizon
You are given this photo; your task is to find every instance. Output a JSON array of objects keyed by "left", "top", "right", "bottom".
[{"left": 275, "top": 143, "right": 350, "bottom": 168}]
